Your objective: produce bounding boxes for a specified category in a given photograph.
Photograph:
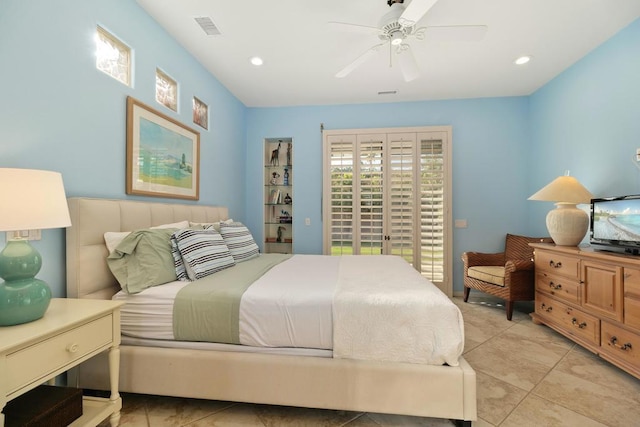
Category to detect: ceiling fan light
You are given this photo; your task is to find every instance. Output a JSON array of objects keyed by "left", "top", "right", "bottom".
[
  {"left": 250, "top": 56, "right": 264, "bottom": 66},
  {"left": 390, "top": 30, "right": 404, "bottom": 45}
]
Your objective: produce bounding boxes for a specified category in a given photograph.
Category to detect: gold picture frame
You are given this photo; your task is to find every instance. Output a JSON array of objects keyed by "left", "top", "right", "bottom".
[{"left": 126, "top": 96, "right": 200, "bottom": 200}]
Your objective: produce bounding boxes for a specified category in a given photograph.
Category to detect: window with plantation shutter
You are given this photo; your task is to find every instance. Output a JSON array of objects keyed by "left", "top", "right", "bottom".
[{"left": 323, "top": 127, "right": 452, "bottom": 296}]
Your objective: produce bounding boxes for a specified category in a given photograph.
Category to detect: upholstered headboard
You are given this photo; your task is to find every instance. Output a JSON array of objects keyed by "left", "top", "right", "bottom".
[{"left": 66, "top": 197, "right": 229, "bottom": 300}]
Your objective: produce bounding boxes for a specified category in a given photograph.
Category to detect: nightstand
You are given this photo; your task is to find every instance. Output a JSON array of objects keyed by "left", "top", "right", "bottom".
[{"left": 0, "top": 298, "right": 124, "bottom": 427}]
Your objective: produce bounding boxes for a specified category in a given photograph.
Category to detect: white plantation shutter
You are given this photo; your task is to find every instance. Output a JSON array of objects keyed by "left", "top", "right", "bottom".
[
  {"left": 323, "top": 127, "right": 452, "bottom": 295},
  {"left": 387, "top": 133, "right": 417, "bottom": 266},
  {"left": 357, "top": 134, "right": 385, "bottom": 255},
  {"left": 327, "top": 135, "right": 355, "bottom": 255},
  {"left": 419, "top": 134, "right": 445, "bottom": 283}
]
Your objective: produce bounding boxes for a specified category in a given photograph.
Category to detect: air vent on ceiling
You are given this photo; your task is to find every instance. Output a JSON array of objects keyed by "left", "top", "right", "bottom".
[
  {"left": 194, "top": 17, "right": 221, "bottom": 36},
  {"left": 378, "top": 90, "right": 398, "bottom": 95}
]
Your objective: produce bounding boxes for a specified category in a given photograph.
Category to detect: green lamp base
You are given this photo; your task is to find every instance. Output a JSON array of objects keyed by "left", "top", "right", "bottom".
[
  {"left": 0, "top": 279, "right": 51, "bottom": 326},
  {"left": 0, "top": 239, "right": 52, "bottom": 326}
]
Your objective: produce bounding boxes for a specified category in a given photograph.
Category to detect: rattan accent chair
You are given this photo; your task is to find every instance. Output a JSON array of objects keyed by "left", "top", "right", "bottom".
[{"left": 462, "top": 233, "right": 553, "bottom": 320}]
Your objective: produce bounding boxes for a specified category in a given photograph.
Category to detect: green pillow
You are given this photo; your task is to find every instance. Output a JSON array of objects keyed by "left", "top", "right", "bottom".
[{"left": 107, "top": 228, "right": 178, "bottom": 294}]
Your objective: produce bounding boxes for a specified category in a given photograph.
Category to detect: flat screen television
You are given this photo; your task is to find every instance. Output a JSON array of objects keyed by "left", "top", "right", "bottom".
[{"left": 590, "top": 195, "right": 640, "bottom": 255}]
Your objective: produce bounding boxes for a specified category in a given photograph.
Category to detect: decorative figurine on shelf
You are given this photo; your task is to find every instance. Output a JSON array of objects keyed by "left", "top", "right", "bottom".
[
  {"left": 286, "top": 142, "right": 292, "bottom": 166},
  {"left": 270, "top": 141, "right": 281, "bottom": 166},
  {"left": 270, "top": 171, "right": 280, "bottom": 185},
  {"left": 284, "top": 193, "right": 292, "bottom": 204},
  {"left": 277, "top": 226, "right": 286, "bottom": 243},
  {"left": 279, "top": 209, "right": 292, "bottom": 223},
  {"left": 283, "top": 168, "right": 289, "bottom": 186}
]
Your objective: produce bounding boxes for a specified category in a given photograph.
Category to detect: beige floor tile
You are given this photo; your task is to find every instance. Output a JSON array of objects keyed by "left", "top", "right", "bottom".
[
  {"left": 463, "top": 336, "right": 554, "bottom": 391},
  {"left": 141, "top": 395, "right": 235, "bottom": 427},
  {"left": 99, "top": 411, "right": 149, "bottom": 427},
  {"left": 251, "top": 404, "right": 361, "bottom": 427},
  {"left": 366, "top": 412, "right": 454, "bottom": 426},
  {"left": 474, "top": 371, "right": 528, "bottom": 425},
  {"left": 471, "top": 418, "right": 495, "bottom": 427},
  {"left": 486, "top": 324, "right": 573, "bottom": 368},
  {"left": 501, "top": 394, "right": 608, "bottom": 427},
  {"left": 532, "top": 348, "right": 640, "bottom": 426},
  {"left": 185, "top": 404, "right": 267, "bottom": 426}
]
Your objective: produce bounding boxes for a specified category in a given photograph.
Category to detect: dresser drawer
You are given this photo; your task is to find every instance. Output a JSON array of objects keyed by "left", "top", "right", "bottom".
[
  {"left": 536, "top": 292, "right": 600, "bottom": 345},
  {"left": 536, "top": 272, "right": 580, "bottom": 304},
  {"left": 601, "top": 321, "right": 640, "bottom": 369},
  {"left": 624, "top": 267, "right": 640, "bottom": 298},
  {"left": 625, "top": 297, "right": 640, "bottom": 331},
  {"left": 6, "top": 315, "right": 113, "bottom": 394},
  {"left": 535, "top": 250, "right": 580, "bottom": 280}
]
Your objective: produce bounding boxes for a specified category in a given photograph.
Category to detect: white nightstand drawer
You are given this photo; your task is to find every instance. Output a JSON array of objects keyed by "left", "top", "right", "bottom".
[{"left": 6, "top": 315, "right": 113, "bottom": 394}]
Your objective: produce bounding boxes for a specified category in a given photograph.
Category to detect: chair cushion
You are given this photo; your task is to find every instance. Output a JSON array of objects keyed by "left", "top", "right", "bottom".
[{"left": 468, "top": 266, "right": 506, "bottom": 287}]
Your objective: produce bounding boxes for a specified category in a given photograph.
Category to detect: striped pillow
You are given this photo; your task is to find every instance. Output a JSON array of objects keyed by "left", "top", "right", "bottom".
[
  {"left": 172, "top": 229, "right": 236, "bottom": 280},
  {"left": 219, "top": 222, "right": 260, "bottom": 263},
  {"left": 170, "top": 235, "right": 189, "bottom": 281}
]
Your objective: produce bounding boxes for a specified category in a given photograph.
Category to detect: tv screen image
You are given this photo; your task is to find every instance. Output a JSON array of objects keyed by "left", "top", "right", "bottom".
[{"left": 591, "top": 197, "right": 640, "bottom": 247}]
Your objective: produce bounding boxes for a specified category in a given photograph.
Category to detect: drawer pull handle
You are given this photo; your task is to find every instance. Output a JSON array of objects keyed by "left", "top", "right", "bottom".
[
  {"left": 549, "top": 282, "right": 562, "bottom": 291},
  {"left": 67, "top": 343, "right": 80, "bottom": 353},
  {"left": 540, "top": 303, "right": 552, "bottom": 313},
  {"left": 571, "top": 318, "right": 587, "bottom": 329},
  {"left": 549, "top": 260, "right": 562, "bottom": 268},
  {"left": 610, "top": 336, "right": 633, "bottom": 351}
]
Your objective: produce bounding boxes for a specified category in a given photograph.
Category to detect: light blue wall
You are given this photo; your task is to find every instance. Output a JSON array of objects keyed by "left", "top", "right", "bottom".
[
  {"left": 528, "top": 18, "right": 640, "bottom": 236},
  {"left": 0, "top": 0, "right": 246, "bottom": 297},
  {"left": 246, "top": 98, "right": 532, "bottom": 290}
]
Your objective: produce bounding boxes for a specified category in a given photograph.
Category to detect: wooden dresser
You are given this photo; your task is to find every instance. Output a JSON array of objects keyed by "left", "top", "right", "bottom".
[{"left": 530, "top": 243, "right": 640, "bottom": 379}]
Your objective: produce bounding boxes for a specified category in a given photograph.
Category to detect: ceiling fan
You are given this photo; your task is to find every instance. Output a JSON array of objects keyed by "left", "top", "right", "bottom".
[{"left": 330, "top": 0, "right": 487, "bottom": 82}]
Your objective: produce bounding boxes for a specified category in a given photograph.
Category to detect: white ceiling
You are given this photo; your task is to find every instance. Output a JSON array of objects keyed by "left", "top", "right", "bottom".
[{"left": 136, "top": 0, "right": 640, "bottom": 108}]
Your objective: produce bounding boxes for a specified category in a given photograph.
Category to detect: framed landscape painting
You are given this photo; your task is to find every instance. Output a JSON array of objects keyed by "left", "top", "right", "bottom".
[{"left": 126, "top": 96, "right": 200, "bottom": 200}]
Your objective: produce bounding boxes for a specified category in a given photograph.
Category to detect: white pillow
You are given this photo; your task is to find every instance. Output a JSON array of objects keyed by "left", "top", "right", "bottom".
[{"left": 104, "top": 220, "right": 189, "bottom": 253}]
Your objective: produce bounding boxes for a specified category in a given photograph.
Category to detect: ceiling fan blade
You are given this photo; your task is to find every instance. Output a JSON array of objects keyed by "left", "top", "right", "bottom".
[
  {"left": 328, "top": 21, "right": 381, "bottom": 36},
  {"left": 398, "top": 0, "right": 439, "bottom": 28},
  {"left": 425, "top": 25, "right": 488, "bottom": 42},
  {"left": 398, "top": 45, "right": 419, "bottom": 82},
  {"left": 336, "top": 43, "right": 385, "bottom": 78}
]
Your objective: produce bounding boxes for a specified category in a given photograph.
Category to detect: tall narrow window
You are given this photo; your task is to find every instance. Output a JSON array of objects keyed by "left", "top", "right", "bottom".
[
  {"left": 156, "top": 69, "right": 178, "bottom": 112},
  {"left": 95, "top": 27, "right": 131, "bottom": 86}
]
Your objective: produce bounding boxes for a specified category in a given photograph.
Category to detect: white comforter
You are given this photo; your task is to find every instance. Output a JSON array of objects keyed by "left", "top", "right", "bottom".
[{"left": 114, "top": 254, "right": 464, "bottom": 365}]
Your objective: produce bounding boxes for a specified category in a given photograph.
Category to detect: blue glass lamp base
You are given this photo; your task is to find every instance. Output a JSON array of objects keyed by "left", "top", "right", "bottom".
[{"left": 0, "top": 279, "right": 51, "bottom": 326}]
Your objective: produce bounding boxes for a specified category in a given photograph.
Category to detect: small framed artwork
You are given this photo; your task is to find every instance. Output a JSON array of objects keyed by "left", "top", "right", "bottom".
[
  {"left": 193, "top": 96, "right": 208, "bottom": 130},
  {"left": 126, "top": 96, "right": 200, "bottom": 200},
  {"left": 155, "top": 68, "right": 178, "bottom": 111}
]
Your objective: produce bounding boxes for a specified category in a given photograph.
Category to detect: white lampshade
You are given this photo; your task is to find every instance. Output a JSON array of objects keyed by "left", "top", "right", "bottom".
[
  {"left": 528, "top": 173, "right": 594, "bottom": 246},
  {"left": 0, "top": 168, "right": 71, "bottom": 232},
  {"left": 528, "top": 175, "right": 594, "bottom": 204}
]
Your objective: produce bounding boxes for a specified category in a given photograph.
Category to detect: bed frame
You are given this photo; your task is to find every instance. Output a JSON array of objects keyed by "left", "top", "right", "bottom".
[{"left": 65, "top": 197, "right": 476, "bottom": 426}]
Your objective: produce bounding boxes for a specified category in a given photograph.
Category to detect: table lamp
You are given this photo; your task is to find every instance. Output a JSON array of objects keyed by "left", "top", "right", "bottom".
[
  {"left": 528, "top": 172, "right": 594, "bottom": 246},
  {"left": 0, "top": 168, "right": 71, "bottom": 326}
]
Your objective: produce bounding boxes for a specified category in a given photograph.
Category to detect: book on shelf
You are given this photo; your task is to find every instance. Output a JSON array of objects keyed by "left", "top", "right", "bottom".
[{"left": 269, "top": 189, "right": 281, "bottom": 204}]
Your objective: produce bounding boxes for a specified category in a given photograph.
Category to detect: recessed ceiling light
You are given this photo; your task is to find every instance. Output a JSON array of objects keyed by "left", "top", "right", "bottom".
[
  {"left": 250, "top": 56, "right": 264, "bottom": 66},
  {"left": 514, "top": 56, "right": 531, "bottom": 65}
]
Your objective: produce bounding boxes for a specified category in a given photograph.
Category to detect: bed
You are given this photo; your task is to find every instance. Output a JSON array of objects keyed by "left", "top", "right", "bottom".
[{"left": 65, "top": 197, "right": 476, "bottom": 426}]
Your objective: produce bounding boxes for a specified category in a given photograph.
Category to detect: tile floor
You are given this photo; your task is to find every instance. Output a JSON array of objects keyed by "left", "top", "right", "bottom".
[{"left": 99, "top": 295, "right": 640, "bottom": 426}]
